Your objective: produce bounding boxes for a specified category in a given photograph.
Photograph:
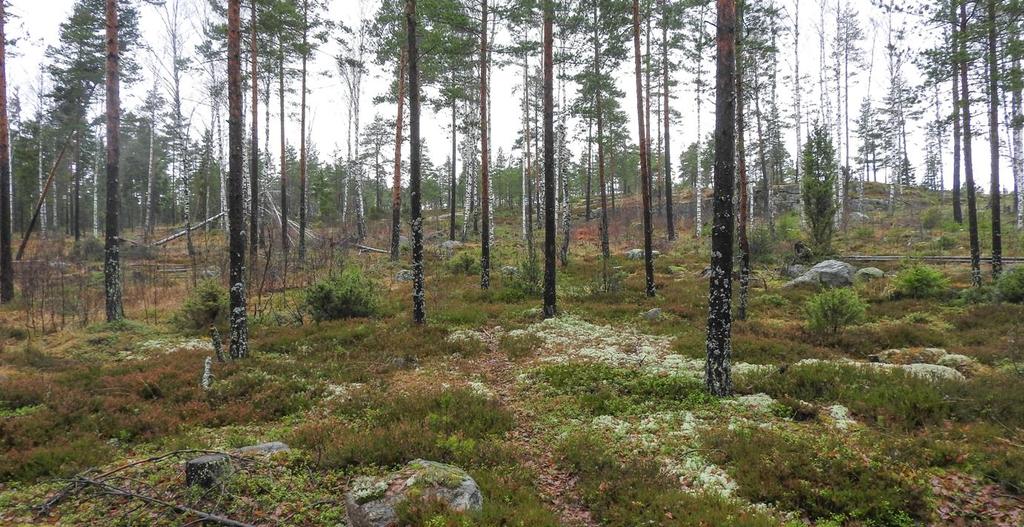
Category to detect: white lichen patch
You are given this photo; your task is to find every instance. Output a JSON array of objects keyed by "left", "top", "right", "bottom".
[
  {"left": 447, "top": 330, "right": 486, "bottom": 344},
  {"left": 466, "top": 380, "right": 495, "bottom": 399},
  {"left": 137, "top": 337, "right": 214, "bottom": 355},
  {"left": 794, "top": 358, "right": 966, "bottom": 382},
  {"left": 324, "top": 382, "right": 364, "bottom": 401},
  {"left": 824, "top": 404, "right": 857, "bottom": 431},
  {"left": 728, "top": 393, "right": 778, "bottom": 415},
  {"left": 663, "top": 453, "right": 739, "bottom": 496}
]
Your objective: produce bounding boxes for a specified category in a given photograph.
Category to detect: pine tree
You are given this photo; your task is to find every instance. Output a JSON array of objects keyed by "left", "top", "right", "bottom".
[
  {"left": 407, "top": 0, "right": 425, "bottom": 324},
  {"left": 542, "top": 0, "right": 556, "bottom": 318},
  {"left": 707, "top": 0, "right": 736, "bottom": 397},
  {"left": 0, "top": 0, "right": 12, "bottom": 302},
  {"left": 227, "top": 0, "right": 249, "bottom": 359},
  {"left": 103, "top": 0, "right": 124, "bottom": 322},
  {"left": 632, "top": 0, "right": 655, "bottom": 298}
]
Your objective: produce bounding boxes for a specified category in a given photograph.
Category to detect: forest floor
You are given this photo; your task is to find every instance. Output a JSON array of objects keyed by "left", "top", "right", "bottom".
[{"left": 2, "top": 184, "right": 1024, "bottom": 526}]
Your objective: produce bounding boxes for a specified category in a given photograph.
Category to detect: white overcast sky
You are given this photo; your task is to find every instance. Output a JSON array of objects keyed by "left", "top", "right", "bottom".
[{"left": 3, "top": 0, "right": 1017, "bottom": 192}]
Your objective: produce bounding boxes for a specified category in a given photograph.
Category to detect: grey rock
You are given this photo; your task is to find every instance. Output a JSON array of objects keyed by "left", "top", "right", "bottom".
[
  {"left": 395, "top": 269, "right": 414, "bottom": 282},
  {"left": 783, "top": 260, "right": 857, "bottom": 288},
  {"left": 849, "top": 211, "right": 870, "bottom": 222},
  {"left": 625, "top": 249, "right": 660, "bottom": 260},
  {"left": 855, "top": 267, "right": 885, "bottom": 280},
  {"left": 185, "top": 454, "right": 231, "bottom": 488},
  {"left": 346, "top": 459, "right": 482, "bottom": 527},
  {"left": 500, "top": 265, "right": 519, "bottom": 277},
  {"left": 781, "top": 264, "right": 807, "bottom": 279},
  {"left": 440, "top": 240, "right": 463, "bottom": 251},
  {"left": 238, "top": 442, "right": 290, "bottom": 455},
  {"left": 642, "top": 308, "right": 663, "bottom": 321}
]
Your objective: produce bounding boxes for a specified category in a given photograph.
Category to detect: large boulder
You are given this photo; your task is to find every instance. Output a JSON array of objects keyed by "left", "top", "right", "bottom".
[
  {"left": 346, "top": 460, "right": 482, "bottom": 527},
  {"left": 783, "top": 260, "right": 857, "bottom": 288}
]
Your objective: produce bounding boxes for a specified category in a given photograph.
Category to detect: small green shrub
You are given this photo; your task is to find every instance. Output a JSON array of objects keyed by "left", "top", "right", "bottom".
[
  {"left": 303, "top": 268, "right": 380, "bottom": 322},
  {"left": 805, "top": 288, "right": 867, "bottom": 335},
  {"left": 501, "top": 257, "right": 542, "bottom": 301},
  {"left": 445, "top": 251, "right": 480, "bottom": 276},
  {"left": 921, "top": 207, "right": 943, "bottom": 230},
  {"left": 890, "top": 265, "right": 949, "bottom": 299},
  {"left": 176, "top": 279, "right": 228, "bottom": 329},
  {"left": 777, "top": 212, "right": 802, "bottom": 242},
  {"left": 996, "top": 267, "right": 1024, "bottom": 303}
]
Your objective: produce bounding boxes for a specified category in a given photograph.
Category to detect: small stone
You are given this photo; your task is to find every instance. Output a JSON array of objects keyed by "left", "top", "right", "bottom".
[
  {"left": 237, "top": 442, "right": 290, "bottom": 455},
  {"left": 642, "top": 308, "right": 663, "bottom": 321},
  {"left": 185, "top": 454, "right": 231, "bottom": 488},
  {"left": 855, "top": 267, "right": 885, "bottom": 280}
]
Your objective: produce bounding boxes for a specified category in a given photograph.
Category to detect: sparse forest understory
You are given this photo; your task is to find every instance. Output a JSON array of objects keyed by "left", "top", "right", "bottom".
[{"left": 2, "top": 0, "right": 1024, "bottom": 525}]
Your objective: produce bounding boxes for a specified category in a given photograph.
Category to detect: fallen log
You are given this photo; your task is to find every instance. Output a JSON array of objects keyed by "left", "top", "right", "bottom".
[{"left": 152, "top": 212, "right": 226, "bottom": 247}]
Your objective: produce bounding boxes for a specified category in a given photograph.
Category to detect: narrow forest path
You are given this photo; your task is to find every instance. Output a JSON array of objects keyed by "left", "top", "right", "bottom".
[{"left": 465, "top": 328, "right": 598, "bottom": 527}]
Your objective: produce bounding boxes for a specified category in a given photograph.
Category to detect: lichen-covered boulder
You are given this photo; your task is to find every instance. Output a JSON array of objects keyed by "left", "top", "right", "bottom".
[
  {"left": 855, "top": 267, "right": 885, "bottom": 280},
  {"left": 440, "top": 240, "right": 463, "bottom": 251},
  {"left": 936, "top": 353, "right": 982, "bottom": 376},
  {"left": 870, "top": 347, "right": 949, "bottom": 365},
  {"left": 625, "top": 249, "right": 660, "bottom": 260},
  {"left": 783, "top": 260, "right": 857, "bottom": 288},
  {"left": 395, "top": 269, "right": 414, "bottom": 282},
  {"left": 345, "top": 460, "right": 482, "bottom": 527},
  {"left": 642, "top": 308, "right": 663, "bottom": 321},
  {"left": 902, "top": 363, "right": 966, "bottom": 382}
]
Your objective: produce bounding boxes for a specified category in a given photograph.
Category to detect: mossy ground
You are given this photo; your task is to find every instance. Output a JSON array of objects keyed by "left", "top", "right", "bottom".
[{"left": 1, "top": 185, "right": 1023, "bottom": 525}]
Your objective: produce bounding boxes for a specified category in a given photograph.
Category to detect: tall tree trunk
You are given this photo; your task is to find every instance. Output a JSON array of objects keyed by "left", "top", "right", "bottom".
[
  {"left": 960, "top": 2, "right": 982, "bottom": 287},
  {"left": 951, "top": 0, "right": 963, "bottom": 224},
  {"left": 1014, "top": 59, "right": 1023, "bottom": 229},
  {"left": 449, "top": 100, "right": 457, "bottom": 240},
  {"left": 407, "top": 0, "right": 425, "bottom": 324},
  {"left": 278, "top": 46, "right": 288, "bottom": 262},
  {"left": 585, "top": 113, "right": 593, "bottom": 222},
  {"left": 144, "top": 116, "right": 157, "bottom": 242},
  {"left": 298, "top": 0, "right": 309, "bottom": 261},
  {"left": 227, "top": 0, "right": 248, "bottom": 358},
  {"left": 987, "top": 0, "right": 1002, "bottom": 278},
  {"left": 390, "top": 48, "right": 406, "bottom": 261},
  {"left": 479, "top": 0, "right": 490, "bottom": 290},
  {"left": 542, "top": 2, "right": 556, "bottom": 317},
  {"left": 249, "top": 0, "right": 260, "bottom": 276},
  {"left": 104, "top": 0, "right": 124, "bottom": 322},
  {"left": 662, "top": 0, "right": 675, "bottom": 241},
  {"left": 736, "top": 0, "right": 750, "bottom": 322},
  {"left": 73, "top": 132, "right": 81, "bottom": 242},
  {"left": 793, "top": 0, "right": 802, "bottom": 222},
  {"left": 632, "top": 0, "right": 655, "bottom": 297},
  {"left": 0, "top": 3, "right": 11, "bottom": 302},
  {"left": 707, "top": 0, "right": 736, "bottom": 397}
]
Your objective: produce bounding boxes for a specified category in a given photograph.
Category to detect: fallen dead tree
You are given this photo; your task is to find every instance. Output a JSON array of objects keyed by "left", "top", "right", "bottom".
[{"left": 151, "top": 212, "right": 226, "bottom": 247}]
